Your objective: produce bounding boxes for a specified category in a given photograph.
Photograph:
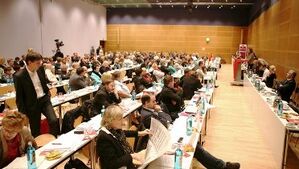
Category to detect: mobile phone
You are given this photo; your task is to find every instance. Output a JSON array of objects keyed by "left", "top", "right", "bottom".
[
  {"left": 177, "top": 137, "right": 183, "bottom": 143},
  {"left": 74, "top": 130, "right": 84, "bottom": 134}
]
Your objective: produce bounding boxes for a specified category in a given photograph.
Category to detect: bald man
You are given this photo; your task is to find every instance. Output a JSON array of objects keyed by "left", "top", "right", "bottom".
[{"left": 277, "top": 70, "right": 297, "bottom": 102}]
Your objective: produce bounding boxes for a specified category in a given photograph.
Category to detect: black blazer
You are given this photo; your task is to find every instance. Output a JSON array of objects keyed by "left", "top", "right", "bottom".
[
  {"left": 182, "top": 76, "right": 202, "bottom": 100},
  {"left": 96, "top": 129, "right": 138, "bottom": 169},
  {"left": 159, "top": 86, "right": 182, "bottom": 114},
  {"left": 14, "top": 67, "right": 50, "bottom": 115},
  {"left": 93, "top": 86, "right": 121, "bottom": 113},
  {"left": 277, "top": 79, "right": 296, "bottom": 102}
]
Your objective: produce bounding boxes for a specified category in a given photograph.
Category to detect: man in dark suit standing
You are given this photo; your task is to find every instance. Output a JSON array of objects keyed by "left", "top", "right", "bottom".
[{"left": 14, "top": 51, "right": 59, "bottom": 137}]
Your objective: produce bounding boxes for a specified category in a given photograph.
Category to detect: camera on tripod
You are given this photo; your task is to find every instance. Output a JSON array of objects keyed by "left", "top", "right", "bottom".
[{"left": 54, "top": 39, "right": 64, "bottom": 50}]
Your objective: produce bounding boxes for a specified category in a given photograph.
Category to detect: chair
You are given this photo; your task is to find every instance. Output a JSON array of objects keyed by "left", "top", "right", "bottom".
[{"left": 34, "top": 134, "right": 56, "bottom": 148}]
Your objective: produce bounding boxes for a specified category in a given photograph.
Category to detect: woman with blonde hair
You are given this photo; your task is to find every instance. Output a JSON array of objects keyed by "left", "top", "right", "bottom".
[
  {"left": 96, "top": 105, "right": 150, "bottom": 169},
  {"left": 0, "top": 111, "right": 37, "bottom": 168}
]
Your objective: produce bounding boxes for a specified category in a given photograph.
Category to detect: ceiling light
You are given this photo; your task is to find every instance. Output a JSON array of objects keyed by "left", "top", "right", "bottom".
[
  {"left": 240, "top": 0, "right": 242, "bottom": 2},
  {"left": 219, "top": 5, "right": 223, "bottom": 9},
  {"left": 159, "top": 5, "right": 162, "bottom": 8},
  {"left": 195, "top": 5, "right": 198, "bottom": 8},
  {"left": 207, "top": 5, "right": 210, "bottom": 8},
  {"left": 171, "top": 5, "right": 174, "bottom": 8}
]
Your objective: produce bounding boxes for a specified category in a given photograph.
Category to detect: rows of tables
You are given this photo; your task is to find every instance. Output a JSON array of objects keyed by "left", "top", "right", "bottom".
[{"left": 4, "top": 63, "right": 219, "bottom": 169}]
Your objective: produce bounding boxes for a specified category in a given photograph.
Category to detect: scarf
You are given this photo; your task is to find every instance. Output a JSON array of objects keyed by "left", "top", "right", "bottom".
[{"left": 108, "top": 128, "right": 133, "bottom": 154}]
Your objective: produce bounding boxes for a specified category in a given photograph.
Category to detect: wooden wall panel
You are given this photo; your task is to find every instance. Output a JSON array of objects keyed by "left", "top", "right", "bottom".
[
  {"left": 106, "top": 24, "right": 247, "bottom": 63},
  {"left": 248, "top": 0, "right": 299, "bottom": 82}
]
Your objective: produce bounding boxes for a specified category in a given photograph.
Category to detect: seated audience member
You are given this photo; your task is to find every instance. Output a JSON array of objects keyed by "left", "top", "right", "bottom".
[
  {"left": 140, "top": 94, "right": 171, "bottom": 129},
  {"left": 113, "top": 71, "right": 131, "bottom": 98},
  {"left": 159, "top": 75, "right": 183, "bottom": 120},
  {"left": 99, "top": 61, "right": 111, "bottom": 74},
  {"left": 1, "top": 66, "right": 14, "bottom": 83},
  {"left": 182, "top": 70, "right": 203, "bottom": 100},
  {"left": 90, "top": 61, "right": 101, "bottom": 86},
  {"left": 96, "top": 105, "right": 149, "bottom": 169},
  {"left": 261, "top": 64, "right": 270, "bottom": 81},
  {"left": 0, "top": 111, "right": 37, "bottom": 168},
  {"left": 132, "top": 68, "right": 145, "bottom": 93},
  {"left": 247, "top": 48, "right": 257, "bottom": 70},
  {"left": 112, "top": 57, "right": 122, "bottom": 70},
  {"left": 138, "top": 96, "right": 241, "bottom": 169},
  {"left": 277, "top": 70, "right": 297, "bottom": 102},
  {"left": 44, "top": 63, "right": 57, "bottom": 83},
  {"left": 141, "top": 70, "right": 153, "bottom": 89},
  {"left": 54, "top": 57, "right": 63, "bottom": 74},
  {"left": 152, "top": 62, "right": 165, "bottom": 83},
  {"left": 263, "top": 65, "right": 277, "bottom": 88},
  {"left": 69, "top": 62, "right": 80, "bottom": 76},
  {"left": 12, "top": 64, "right": 21, "bottom": 76},
  {"left": 167, "top": 60, "right": 176, "bottom": 75},
  {"left": 196, "top": 60, "right": 206, "bottom": 82},
  {"left": 69, "top": 67, "right": 88, "bottom": 91},
  {"left": 179, "top": 68, "right": 191, "bottom": 87},
  {"left": 60, "top": 64, "right": 70, "bottom": 80},
  {"left": 93, "top": 79, "right": 121, "bottom": 114}
]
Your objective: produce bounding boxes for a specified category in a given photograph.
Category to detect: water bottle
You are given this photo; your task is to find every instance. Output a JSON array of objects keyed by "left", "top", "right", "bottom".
[
  {"left": 58, "top": 75, "right": 62, "bottom": 84},
  {"left": 277, "top": 100, "right": 283, "bottom": 116},
  {"left": 101, "top": 105, "right": 105, "bottom": 116},
  {"left": 131, "top": 89, "right": 136, "bottom": 101},
  {"left": 174, "top": 143, "right": 183, "bottom": 169},
  {"left": 186, "top": 115, "right": 193, "bottom": 136},
  {"left": 27, "top": 141, "right": 37, "bottom": 169},
  {"left": 200, "top": 97, "right": 206, "bottom": 115}
]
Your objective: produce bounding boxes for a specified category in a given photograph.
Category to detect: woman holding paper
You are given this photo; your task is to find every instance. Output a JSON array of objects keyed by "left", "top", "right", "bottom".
[
  {"left": 0, "top": 111, "right": 37, "bottom": 168},
  {"left": 96, "top": 105, "right": 150, "bottom": 169}
]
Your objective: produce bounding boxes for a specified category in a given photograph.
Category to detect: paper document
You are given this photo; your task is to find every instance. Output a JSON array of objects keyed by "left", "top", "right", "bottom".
[{"left": 138, "top": 118, "right": 171, "bottom": 169}]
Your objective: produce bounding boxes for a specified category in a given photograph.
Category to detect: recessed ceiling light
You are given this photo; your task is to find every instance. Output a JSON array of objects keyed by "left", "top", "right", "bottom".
[
  {"left": 159, "top": 5, "right": 162, "bottom": 8},
  {"left": 207, "top": 5, "right": 210, "bottom": 8},
  {"left": 240, "top": 0, "right": 242, "bottom": 2},
  {"left": 195, "top": 5, "right": 198, "bottom": 8},
  {"left": 171, "top": 5, "right": 174, "bottom": 8}
]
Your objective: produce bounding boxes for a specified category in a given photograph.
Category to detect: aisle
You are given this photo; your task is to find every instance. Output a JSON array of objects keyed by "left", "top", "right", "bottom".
[{"left": 201, "top": 64, "right": 278, "bottom": 169}]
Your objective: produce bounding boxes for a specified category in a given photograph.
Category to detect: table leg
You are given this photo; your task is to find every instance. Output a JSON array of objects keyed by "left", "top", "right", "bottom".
[{"left": 282, "top": 129, "right": 290, "bottom": 169}]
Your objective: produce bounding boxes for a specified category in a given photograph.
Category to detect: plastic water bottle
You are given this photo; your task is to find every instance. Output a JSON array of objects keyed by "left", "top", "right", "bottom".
[
  {"left": 27, "top": 141, "right": 37, "bottom": 169},
  {"left": 186, "top": 115, "right": 193, "bottom": 136},
  {"left": 131, "top": 89, "right": 136, "bottom": 101},
  {"left": 174, "top": 143, "right": 183, "bottom": 169},
  {"left": 200, "top": 97, "right": 206, "bottom": 115},
  {"left": 101, "top": 105, "right": 105, "bottom": 116},
  {"left": 277, "top": 100, "right": 283, "bottom": 116}
]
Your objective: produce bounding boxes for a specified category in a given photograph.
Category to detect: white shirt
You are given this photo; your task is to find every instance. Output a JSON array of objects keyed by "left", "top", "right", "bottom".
[
  {"left": 45, "top": 69, "right": 58, "bottom": 83},
  {"left": 26, "top": 67, "right": 45, "bottom": 98},
  {"left": 114, "top": 80, "right": 131, "bottom": 97},
  {"left": 262, "top": 68, "right": 270, "bottom": 81}
]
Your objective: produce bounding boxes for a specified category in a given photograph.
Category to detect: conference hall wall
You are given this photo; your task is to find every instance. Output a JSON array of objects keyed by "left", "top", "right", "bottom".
[
  {"left": 106, "top": 8, "right": 250, "bottom": 63},
  {"left": 0, "top": 0, "right": 106, "bottom": 58},
  {"left": 248, "top": 0, "right": 299, "bottom": 82}
]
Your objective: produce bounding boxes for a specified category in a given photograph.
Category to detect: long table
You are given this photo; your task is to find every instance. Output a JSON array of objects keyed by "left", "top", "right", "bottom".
[
  {"left": 147, "top": 85, "right": 215, "bottom": 168},
  {"left": 244, "top": 75, "right": 299, "bottom": 169},
  {"left": 4, "top": 99, "right": 142, "bottom": 169}
]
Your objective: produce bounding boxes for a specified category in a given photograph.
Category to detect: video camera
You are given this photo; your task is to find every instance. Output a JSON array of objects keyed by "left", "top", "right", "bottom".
[{"left": 55, "top": 39, "right": 64, "bottom": 50}]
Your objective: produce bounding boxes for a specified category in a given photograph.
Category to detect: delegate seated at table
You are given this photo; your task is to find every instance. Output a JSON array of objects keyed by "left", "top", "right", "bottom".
[
  {"left": 0, "top": 111, "right": 37, "bottom": 168},
  {"left": 93, "top": 79, "right": 121, "bottom": 114},
  {"left": 96, "top": 105, "right": 150, "bottom": 169},
  {"left": 277, "top": 70, "right": 297, "bottom": 102},
  {"left": 137, "top": 95, "right": 241, "bottom": 169},
  {"left": 159, "top": 75, "right": 183, "bottom": 121}
]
